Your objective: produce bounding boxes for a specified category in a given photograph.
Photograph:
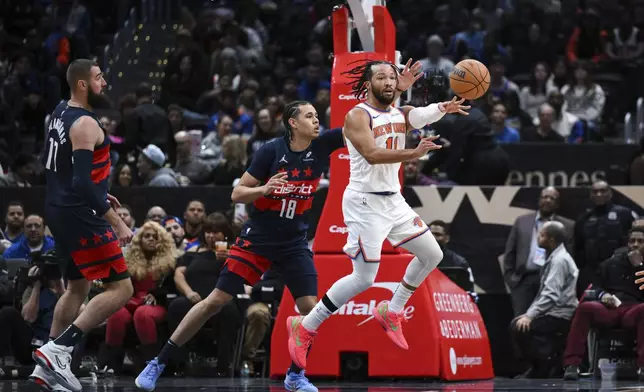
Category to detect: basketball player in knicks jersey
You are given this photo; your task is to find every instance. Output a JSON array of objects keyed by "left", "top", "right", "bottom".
[{"left": 287, "top": 60, "right": 470, "bottom": 368}]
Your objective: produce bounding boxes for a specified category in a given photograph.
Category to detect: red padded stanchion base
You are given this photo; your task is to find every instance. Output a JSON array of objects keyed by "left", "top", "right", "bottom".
[{"left": 270, "top": 254, "right": 494, "bottom": 380}]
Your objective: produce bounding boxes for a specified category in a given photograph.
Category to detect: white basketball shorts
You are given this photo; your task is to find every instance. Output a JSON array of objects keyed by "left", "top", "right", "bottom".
[{"left": 342, "top": 188, "right": 429, "bottom": 262}]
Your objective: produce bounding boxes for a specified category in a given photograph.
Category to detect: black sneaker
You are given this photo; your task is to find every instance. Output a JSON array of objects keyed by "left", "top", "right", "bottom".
[
  {"left": 638, "top": 367, "right": 644, "bottom": 382},
  {"left": 563, "top": 365, "right": 579, "bottom": 381}
]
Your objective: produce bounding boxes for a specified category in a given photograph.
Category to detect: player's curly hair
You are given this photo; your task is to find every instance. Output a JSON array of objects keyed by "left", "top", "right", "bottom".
[
  {"left": 125, "top": 221, "right": 179, "bottom": 280},
  {"left": 282, "top": 100, "right": 311, "bottom": 142},
  {"left": 343, "top": 60, "right": 400, "bottom": 100}
]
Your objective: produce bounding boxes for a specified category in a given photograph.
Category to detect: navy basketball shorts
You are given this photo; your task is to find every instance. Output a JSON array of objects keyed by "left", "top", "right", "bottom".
[
  {"left": 45, "top": 205, "right": 130, "bottom": 283},
  {"left": 217, "top": 239, "right": 318, "bottom": 299}
]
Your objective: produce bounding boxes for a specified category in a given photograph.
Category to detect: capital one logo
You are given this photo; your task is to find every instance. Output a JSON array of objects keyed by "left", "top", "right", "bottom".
[
  {"left": 293, "top": 282, "right": 415, "bottom": 325},
  {"left": 338, "top": 94, "right": 358, "bottom": 101},
  {"left": 329, "top": 225, "right": 348, "bottom": 234},
  {"left": 338, "top": 154, "right": 351, "bottom": 160}
]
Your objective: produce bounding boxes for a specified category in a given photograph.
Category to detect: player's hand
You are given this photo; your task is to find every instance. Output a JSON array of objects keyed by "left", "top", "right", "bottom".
[
  {"left": 261, "top": 171, "right": 288, "bottom": 195},
  {"left": 636, "top": 270, "right": 644, "bottom": 289},
  {"left": 438, "top": 96, "right": 471, "bottom": 115},
  {"left": 115, "top": 224, "right": 134, "bottom": 247},
  {"left": 413, "top": 135, "right": 442, "bottom": 158},
  {"left": 187, "top": 291, "right": 202, "bottom": 304},
  {"left": 397, "top": 58, "right": 423, "bottom": 92},
  {"left": 106, "top": 194, "right": 121, "bottom": 210}
]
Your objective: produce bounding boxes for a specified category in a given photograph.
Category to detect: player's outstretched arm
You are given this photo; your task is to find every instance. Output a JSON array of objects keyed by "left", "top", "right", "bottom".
[
  {"left": 70, "top": 117, "right": 131, "bottom": 242},
  {"left": 344, "top": 108, "right": 442, "bottom": 164},
  {"left": 401, "top": 96, "right": 471, "bottom": 131},
  {"left": 231, "top": 171, "right": 288, "bottom": 204}
]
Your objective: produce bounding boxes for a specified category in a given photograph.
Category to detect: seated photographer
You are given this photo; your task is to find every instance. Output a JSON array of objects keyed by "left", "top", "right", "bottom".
[
  {"left": 563, "top": 228, "right": 644, "bottom": 381},
  {"left": 511, "top": 222, "right": 579, "bottom": 379},
  {"left": 0, "top": 264, "right": 64, "bottom": 366},
  {"left": 2, "top": 215, "right": 54, "bottom": 261},
  {"left": 240, "top": 270, "right": 284, "bottom": 373},
  {"left": 98, "top": 221, "right": 178, "bottom": 373},
  {"left": 168, "top": 216, "right": 241, "bottom": 376}
]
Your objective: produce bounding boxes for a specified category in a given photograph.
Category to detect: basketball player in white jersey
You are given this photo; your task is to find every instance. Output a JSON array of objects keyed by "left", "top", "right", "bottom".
[{"left": 287, "top": 60, "right": 470, "bottom": 368}]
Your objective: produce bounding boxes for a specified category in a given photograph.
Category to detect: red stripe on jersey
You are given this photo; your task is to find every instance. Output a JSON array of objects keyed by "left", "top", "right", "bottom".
[
  {"left": 93, "top": 145, "right": 110, "bottom": 165},
  {"left": 71, "top": 239, "right": 122, "bottom": 266},
  {"left": 253, "top": 197, "right": 314, "bottom": 215},
  {"left": 252, "top": 178, "right": 320, "bottom": 214},
  {"left": 91, "top": 163, "right": 110, "bottom": 184},
  {"left": 91, "top": 144, "right": 111, "bottom": 184}
]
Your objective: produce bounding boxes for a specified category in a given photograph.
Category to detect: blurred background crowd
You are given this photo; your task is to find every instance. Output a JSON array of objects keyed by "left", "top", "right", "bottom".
[
  {"left": 1, "top": 0, "right": 644, "bottom": 383},
  {"left": 1, "top": 0, "right": 644, "bottom": 188}
]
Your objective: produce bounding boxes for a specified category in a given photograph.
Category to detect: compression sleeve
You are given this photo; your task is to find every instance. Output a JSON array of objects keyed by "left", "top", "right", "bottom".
[
  {"left": 408, "top": 103, "right": 446, "bottom": 129},
  {"left": 72, "top": 149, "right": 110, "bottom": 216}
]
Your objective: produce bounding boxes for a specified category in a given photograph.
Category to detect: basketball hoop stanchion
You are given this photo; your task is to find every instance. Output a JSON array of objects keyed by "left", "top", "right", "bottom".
[{"left": 269, "top": 3, "right": 494, "bottom": 381}]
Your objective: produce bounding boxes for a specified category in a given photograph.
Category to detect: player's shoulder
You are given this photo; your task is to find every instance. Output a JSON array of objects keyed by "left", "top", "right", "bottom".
[
  {"left": 68, "top": 116, "right": 102, "bottom": 139},
  {"left": 346, "top": 106, "right": 371, "bottom": 125},
  {"left": 258, "top": 136, "right": 283, "bottom": 151},
  {"left": 254, "top": 136, "right": 283, "bottom": 158}
]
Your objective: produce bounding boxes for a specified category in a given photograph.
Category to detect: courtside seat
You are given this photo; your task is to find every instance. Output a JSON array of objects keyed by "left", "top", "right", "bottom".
[{"left": 589, "top": 328, "right": 637, "bottom": 379}]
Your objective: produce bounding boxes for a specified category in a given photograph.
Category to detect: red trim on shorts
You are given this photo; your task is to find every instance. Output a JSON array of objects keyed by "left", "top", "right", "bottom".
[
  {"left": 224, "top": 246, "right": 271, "bottom": 285},
  {"left": 392, "top": 227, "right": 429, "bottom": 248},
  {"left": 70, "top": 239, "right": 127, "bottom": 280},
  {"left": 82, "top": 256, "right": 127, "bottom": 281},
  {"left": 71, "top": 240, "right": 122, "bottom": 267}
]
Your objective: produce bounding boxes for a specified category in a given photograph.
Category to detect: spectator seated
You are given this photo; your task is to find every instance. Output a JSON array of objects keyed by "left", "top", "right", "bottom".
[{"left": 563, "top": 228, "right": 644, "bottom": 381}]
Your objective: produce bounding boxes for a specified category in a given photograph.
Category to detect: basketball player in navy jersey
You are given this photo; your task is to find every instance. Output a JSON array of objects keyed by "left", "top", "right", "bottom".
[
  {"left": 31, "top": 59, "right": 134, "bottom": 392},
  {"left": 135, "top": 100, "right": 336, "bottom": 392}
]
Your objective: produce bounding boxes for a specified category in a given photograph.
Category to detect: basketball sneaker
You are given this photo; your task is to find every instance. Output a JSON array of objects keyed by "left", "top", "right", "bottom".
[
  {"left": 135, "top": 358, "right": 165, "bottom": 391},
  {"left": 29, "top": 365, "right": 71, "bottom": 392},
  {"left": 33, "top": 342, "right": 81, "bottom": 392},
  {"left": 284, "top": 369, "right": 318, "bottom": 392},
  {"left": 287, "top": 316, "right": 316, "bottom": 368},
  {"left": 372, "top": 301, "right": 409, "bottom": 350}
]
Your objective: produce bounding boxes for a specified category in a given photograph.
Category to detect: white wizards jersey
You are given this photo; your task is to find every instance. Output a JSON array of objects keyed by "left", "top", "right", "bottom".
[{"left": 346, "top": 102, "right": 407, "bottom": 193}]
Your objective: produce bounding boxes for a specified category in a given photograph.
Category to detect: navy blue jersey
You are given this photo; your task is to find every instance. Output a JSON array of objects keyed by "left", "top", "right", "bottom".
[
  {"left": 241, "top": 129, "right": 344, "bottom": 244},
  {"left": 44, "top": 101, "right": 111, "bottom": 208}
]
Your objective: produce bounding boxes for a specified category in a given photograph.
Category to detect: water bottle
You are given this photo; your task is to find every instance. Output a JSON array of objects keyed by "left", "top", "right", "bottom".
[{"left": 240, "top": 361, "right": 251, "bottom": 379}]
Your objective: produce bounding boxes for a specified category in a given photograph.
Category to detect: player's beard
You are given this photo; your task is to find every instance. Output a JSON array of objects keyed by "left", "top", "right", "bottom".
[
  {"left": 87, "top": 88, "right": 109, "bottom": 109},
  {"left": 372, "top": 86, "right": 395, "bottom": 106}
]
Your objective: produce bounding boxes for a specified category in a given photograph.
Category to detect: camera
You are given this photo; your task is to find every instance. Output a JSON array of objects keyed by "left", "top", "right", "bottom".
[{"left": 18, "top": 250, "right": 61, "bottom": 284}]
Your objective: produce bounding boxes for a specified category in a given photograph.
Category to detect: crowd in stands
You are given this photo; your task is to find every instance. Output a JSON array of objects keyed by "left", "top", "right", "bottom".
[
  {"left": 1, "top": 0, "right": 644, "bottom": 382},
  {"left": 2, "top": 0, "right": 644, "bottom": 187},
  {"left": 0, "top": 199, "right": 283, "bottom": 377}
]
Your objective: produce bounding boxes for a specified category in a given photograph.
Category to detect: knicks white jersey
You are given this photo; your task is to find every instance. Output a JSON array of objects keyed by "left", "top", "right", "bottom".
[{"left": 346, "top": 102, "right": 406, "bottom": 193}]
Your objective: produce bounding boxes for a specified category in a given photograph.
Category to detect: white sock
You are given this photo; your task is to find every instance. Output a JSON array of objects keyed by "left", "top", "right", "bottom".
[
  {"left": 302, "top": 300, "right": 334, "bottom": 331},
  {"left": 389, "top": 283, "right": 415, "bottom": 313}
]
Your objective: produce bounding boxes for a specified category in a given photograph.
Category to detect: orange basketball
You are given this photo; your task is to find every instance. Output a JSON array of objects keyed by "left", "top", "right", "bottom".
[{"left": 449, "top": 59, "right": 490, "bottom": 100}]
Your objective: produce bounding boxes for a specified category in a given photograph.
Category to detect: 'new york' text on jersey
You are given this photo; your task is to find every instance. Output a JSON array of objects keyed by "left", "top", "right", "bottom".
[{"left": 346, "top": 102, "right": 407, "bottom": 193}]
